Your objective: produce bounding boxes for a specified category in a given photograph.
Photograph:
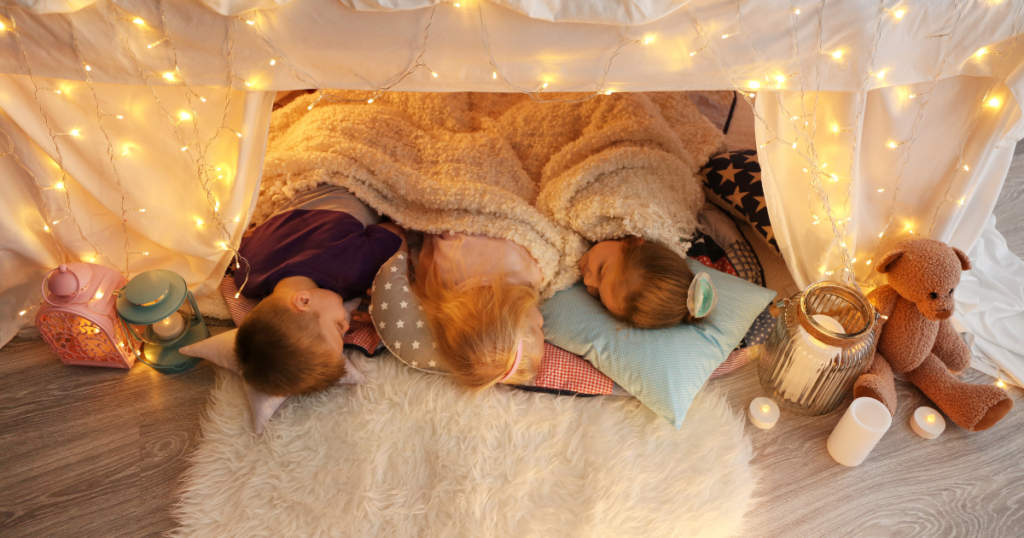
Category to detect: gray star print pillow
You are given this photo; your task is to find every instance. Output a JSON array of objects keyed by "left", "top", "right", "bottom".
[{"left": 369, "top": 252, "right": 450, "bottom": 375}]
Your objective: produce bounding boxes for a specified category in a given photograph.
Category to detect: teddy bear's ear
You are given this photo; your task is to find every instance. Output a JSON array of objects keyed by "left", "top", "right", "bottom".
[
  {"left": 876, "top": 249, "right": 904, "bottom": 274},
  {"left": 952, "top": 247, "right": 971, "bottom": 271}
]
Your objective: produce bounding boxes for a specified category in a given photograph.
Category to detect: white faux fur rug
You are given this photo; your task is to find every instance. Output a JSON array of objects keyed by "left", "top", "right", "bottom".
[{"left": 173, "top": 353, "right": 755, "bottom": 538}]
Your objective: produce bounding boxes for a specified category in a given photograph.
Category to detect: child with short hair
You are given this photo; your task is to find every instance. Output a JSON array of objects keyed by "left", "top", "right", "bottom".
[
  {"left": 577, "top": 236, "right": 705, "bottom": 329},
  {"left": 413, "top": 232, "right": 544, "bottom": 390},
  {"left": 234, "top": 185, "right": 406, "bottom": 396}
]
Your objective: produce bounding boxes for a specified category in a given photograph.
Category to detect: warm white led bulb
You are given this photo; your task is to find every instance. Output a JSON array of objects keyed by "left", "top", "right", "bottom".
[
  {"left": 748, "top": 81, "right": 761, "bottom": 89},
  {"left": 976, "top": 48, "right": 987, "bottom": 58},
  {"left": 542, "top": 82, "right": 549, "bottom": 89},
  {"left": 876, "top": 70, "right": 886, "bottom": 79},
  {"left": 163, "top": 72, "right": 175, "bottom": 81},
  {"left": 85, "top": 65, "right": 92, "bottom": 72},
  {"left": 181, "top": 146, "right": 189, "bottom": 151},
  {"left": 246, "top": 19, "right": 255, "bottom": 25},
  {"left": 431, "top": 71, "right": 438, "bottom": 78},
  {"left": 69, "top": 129, "right": 80, "bottom": 137},
  {"left": 832, "top": 50, "right": 843, "bottom": 59},
  {"left": 878, "top": 188, "right": 885, "bottom": 193},
  {"left": 270, "top": 59, "right": 276, "bottom": 66},
  {"left": 367, "top": 98, "right": 374, "bottom": 104},
  {"left": 963, "top": 164, "right": 969, "bottom": 171},
  {"left": 794, "top": 8, "right": 800, "bottom": 14},
  {"left": 133, "top": 17, "right": 145, "bottom": 25},
  {"left": 55, "top": 182, "right": 65, "bottom": 190},
  {"left": 116, "top": 115, "right": 123, "bottom": 119},
  {"left": 179, "top": 112, "right": 192, "bottom": 121},
  {"left": 492, "top": 71, "right": 497, "bottom": 79},
  {"left": 887, "top": 141, "right": 897, "bottom": 148},
  {"left": 196, "top": 218, "right": 204, "bottom": 227},
  {"left": 987, "top": 97, "right": 1001, "bottom": 107},
  {"left": 43, "top": 225, "right": 50, "bottom": 232},
  {"left": 94, "top": 291, "right": 104, "bottom": 300},
  {"left": 894, "top": 9, "right": 905, "bottom": 19},
  {"left": 775, "top": 75, "right": 786, "bottom": 83}
]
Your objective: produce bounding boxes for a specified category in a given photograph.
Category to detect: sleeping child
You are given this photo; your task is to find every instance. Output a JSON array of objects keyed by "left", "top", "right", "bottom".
[
  {"left": 577, "top": 236, "right": 713, "bottom": 329},
  {"left": 412, "top": 232, "right": 544, "bottom": 390},
  {"left": 233, "top": 185, "right": 407, "bottom": 396}
]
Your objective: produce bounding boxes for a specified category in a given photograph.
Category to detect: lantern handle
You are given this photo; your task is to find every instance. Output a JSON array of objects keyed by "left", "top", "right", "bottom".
[{"left": 769, "top": 297, "right": 792, "bottom": 318}]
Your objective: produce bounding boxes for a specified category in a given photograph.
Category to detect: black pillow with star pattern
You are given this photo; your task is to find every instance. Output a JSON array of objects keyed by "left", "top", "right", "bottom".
[
  {"left": 700, "top": 150, "right": 778, "bottom": 253},
  {"left": 369, "top": 251, "right": 450, "bottom": 375}
]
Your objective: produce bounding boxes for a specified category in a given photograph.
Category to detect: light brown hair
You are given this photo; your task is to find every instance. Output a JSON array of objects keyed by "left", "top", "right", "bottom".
[
  {"left": 234, "top": 295, "right": 346, "bottom": 396},
  {"left": 413, "top": 267, "right": 540, "bottom": 391},
  {"left": 617, "top": 239, "right": 698, "bottom": 329}
]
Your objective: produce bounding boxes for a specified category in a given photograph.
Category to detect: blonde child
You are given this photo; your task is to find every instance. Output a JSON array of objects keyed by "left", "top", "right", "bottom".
[
  {"left": 578, "top": 236, "right": 713, "bottom": 329},
  {"left": 412, "top": 232, "right": 545, "bottom": 390},
  {"left": 233, "top": 185, "right": 407, "bottom": 396}
]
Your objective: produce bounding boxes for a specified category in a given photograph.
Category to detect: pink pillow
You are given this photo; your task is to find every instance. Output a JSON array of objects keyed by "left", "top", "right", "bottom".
[{"left": 181, "top": 329, "right": 366, "bottom": 434}]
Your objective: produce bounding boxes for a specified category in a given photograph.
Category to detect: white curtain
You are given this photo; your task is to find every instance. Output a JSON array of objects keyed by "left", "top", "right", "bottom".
[{"left": 1, "top": 0, "right": 1023, "bottom": 380}]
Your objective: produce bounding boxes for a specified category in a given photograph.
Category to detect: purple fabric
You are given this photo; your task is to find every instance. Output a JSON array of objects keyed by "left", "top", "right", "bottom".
[{"left": 236, "top": 209, "right": 401, "bottom": 300}]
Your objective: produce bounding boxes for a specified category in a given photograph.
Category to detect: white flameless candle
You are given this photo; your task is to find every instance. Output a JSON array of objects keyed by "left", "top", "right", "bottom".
[
  {"left": 910, "top": 407, "right": 945, "bottom": 439},
  {"left": 747, "top": 397, "right": 780, "bottom": 429},
  {"left": 152, "top": 312, "right": 186, "bottom": 340},
  {"left": 779, "top": 314, "right": 845, "bottom": 402},
  {"left": 826, "top": 397, "right": 892, "bottom": 466}
]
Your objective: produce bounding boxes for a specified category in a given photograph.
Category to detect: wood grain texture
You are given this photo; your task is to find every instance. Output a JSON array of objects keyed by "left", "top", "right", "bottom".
[
  {"left": 710, "top": 363, "right": 1024, "bottom": 538},
  {"left": 0, "top": 330, "right": 221, "bottom": 538}
]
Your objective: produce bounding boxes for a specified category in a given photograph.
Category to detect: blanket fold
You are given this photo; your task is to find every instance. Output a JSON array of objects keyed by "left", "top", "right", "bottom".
[{"left": 256, "top": 91, "right": 723, "bottom": 296}]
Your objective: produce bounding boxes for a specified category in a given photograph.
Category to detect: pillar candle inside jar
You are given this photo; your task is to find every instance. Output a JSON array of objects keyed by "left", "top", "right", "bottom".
[
  {"left": 779, "top": 314, "right": 845, "bottom": 402},
  {"left": 152, "top": 312, "right": 186, "bottom": 341}
]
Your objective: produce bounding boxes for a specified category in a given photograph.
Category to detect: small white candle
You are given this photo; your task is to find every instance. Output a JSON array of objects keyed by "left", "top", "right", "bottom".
[
  {"left": 747, "top": 397, "right": 780, "bottom": 429},
  {"left": 826, "top": 397, "right": 892, "bottom": 467},
  {"left": 910, "top": 406, "right": 945, "bottom": 440},
  {"left": 152, "top": 312, "right": 186, "bottom": 340}
]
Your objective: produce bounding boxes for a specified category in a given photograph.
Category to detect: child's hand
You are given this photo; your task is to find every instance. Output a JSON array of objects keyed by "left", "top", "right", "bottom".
[
  {"left": 379, "top": 222, "right": 409, "bottom": 254},
  {"left": 352, "top": 288, "right": 373, "bottom": 324}
]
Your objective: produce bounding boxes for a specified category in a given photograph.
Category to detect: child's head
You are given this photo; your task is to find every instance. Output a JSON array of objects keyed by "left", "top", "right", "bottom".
[
  {"left": 414, "top": 272, "right": 544, "bottom": 390},
  {"left": 578, "top": 236, "right": 697, "bottom": 329},
  {"left": 234, "top": 286, "right": 351, "bottom": 396}
]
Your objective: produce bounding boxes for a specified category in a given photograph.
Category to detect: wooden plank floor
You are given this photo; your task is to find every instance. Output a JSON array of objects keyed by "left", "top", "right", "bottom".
[{"left": 1, "top": 150, "right": 1023, "bottom": 537}]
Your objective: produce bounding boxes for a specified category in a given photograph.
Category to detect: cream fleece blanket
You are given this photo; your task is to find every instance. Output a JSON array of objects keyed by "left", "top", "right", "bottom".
[{"left": 256, "top": 91, "right": 724, "bottom": 295}]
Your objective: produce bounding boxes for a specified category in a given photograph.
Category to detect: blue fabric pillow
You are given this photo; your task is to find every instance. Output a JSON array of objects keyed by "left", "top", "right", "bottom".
[{"left": 540, "top": 258, "right": 776, "bottom": 428}]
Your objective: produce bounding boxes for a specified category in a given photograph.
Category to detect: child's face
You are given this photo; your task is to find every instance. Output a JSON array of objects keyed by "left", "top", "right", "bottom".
[
  {"left": 579, "top": 240, "right": 629, "bottom": 317},
  {"left": 294, "top": 288, "right": 351, "bottom": 358}
]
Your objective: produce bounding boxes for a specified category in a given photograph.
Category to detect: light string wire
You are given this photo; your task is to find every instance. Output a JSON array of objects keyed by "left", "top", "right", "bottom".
[
  {"left": 244, "top": 5, "right": 443, "bottom": 107},
  {"left": 926, "top": 2, "right": 1024, "bottom": 236},
  {"left": 686, "top": 2, "right": 868, "bottom": 287},
  {"left": 109, "top": 0, "right": 252, "bottom": 296},
  {"left": 477, "top": 1, "right": 642, "bottom": 103},
  {"left": 5, "top": 9, "right": 118, "bottom": 270},
  {"left": 731, "top": 0, "right": 874, "bottom": 286},
  {"left": 863, "top": 0, "right": 964, "bottom": 277},
  {"left": 67, "top": 14, "right": 136, "bottom": 275}
]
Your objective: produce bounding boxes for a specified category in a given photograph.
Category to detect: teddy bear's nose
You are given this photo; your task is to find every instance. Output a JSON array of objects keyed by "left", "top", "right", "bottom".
[{"left": 936, "top": 309, "right": 953, "bottom": 320}]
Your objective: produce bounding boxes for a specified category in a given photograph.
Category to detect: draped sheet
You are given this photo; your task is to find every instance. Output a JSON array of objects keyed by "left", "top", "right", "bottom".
[{"left": 1, "top": 0, "right": 1023, "bottom": 378}]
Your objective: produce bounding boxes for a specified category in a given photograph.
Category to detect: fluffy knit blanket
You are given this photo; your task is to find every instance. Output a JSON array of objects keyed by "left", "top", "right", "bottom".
[
  {"left": 256, "top": 91, "right": 723, "bottom": 295},
  {"left": 509, "top": 92, "right": 725, "bottom": 257},
  {"left": 172, "top": 352, "right": 755, "bottom": 537}
]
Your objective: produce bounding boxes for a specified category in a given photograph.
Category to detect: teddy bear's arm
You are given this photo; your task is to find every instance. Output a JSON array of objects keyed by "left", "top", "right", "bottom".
[
  {"left": 932, "top": 319, "right": 972, "bottom": 373},
  {"left": 866, "top": 285, "right": 899, "bottom": 322}
]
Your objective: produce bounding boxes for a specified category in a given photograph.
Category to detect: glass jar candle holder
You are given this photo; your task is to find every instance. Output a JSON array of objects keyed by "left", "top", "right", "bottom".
[{"left": 758, "top": 281, "right": 879, "bottom": 416}]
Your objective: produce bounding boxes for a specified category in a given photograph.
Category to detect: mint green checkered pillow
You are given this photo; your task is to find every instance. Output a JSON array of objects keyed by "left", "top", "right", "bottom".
[{"left": 540, "top": 258, "right": 775, "bottom": 428}]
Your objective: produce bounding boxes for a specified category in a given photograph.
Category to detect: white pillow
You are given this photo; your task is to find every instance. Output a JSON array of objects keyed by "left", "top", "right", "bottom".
[{"left": 181, "top": 329, "right": 367, "bottom": 434}]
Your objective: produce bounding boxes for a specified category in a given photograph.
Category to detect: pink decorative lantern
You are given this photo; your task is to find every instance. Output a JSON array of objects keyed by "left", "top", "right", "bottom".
[{"left": 35, "top": 263, "right": 140, "bottom": 369}]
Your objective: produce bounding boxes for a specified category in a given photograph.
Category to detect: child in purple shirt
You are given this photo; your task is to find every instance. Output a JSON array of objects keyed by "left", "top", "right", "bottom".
[{"left": 233, "top": 185, "right": 406, "bottom": 396}]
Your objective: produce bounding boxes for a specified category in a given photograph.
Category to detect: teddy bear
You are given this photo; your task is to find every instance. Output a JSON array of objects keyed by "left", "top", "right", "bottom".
[{"left": 853, "top": 237, "right": 1013, "bottom": 432}]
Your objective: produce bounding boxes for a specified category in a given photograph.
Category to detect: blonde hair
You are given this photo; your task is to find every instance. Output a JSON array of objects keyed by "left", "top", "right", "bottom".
[
  {"left": 617, "top": 239, "right": 698, "bottom": 329},
  {"left": 413, "top": 267, "right": 540, "bottom": 390},
  {"left": 234, "top": 294, "right": 346, "bottom": 396}
]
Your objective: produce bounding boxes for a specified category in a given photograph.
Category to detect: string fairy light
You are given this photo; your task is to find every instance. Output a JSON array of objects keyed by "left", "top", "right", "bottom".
[
  {"left": 925, "top": 3, "right": 1023, "bottom": 237},
  {"left": 109, "top": 2, "right": 252, "bottom": 291}
]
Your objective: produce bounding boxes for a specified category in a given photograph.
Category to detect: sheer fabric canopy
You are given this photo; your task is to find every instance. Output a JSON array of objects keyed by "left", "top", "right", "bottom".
[{"left": 1, "top": 0, "right": 1023, "bottom": 384}]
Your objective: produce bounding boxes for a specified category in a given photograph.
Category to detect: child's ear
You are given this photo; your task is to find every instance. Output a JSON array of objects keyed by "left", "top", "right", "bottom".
[{"left": 292, "top": 290, "right": 313, "bottom": 311}]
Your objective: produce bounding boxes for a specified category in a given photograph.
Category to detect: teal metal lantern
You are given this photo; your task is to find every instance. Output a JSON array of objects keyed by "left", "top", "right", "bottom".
[{"left": 116, "top": 270, "right": 209, "bottom": 373}]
